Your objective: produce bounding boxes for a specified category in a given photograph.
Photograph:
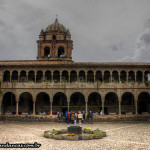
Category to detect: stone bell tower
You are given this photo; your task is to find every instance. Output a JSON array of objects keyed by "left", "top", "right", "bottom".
[{"left": 37, "top": 18, "right": 73, "bottom": 61}]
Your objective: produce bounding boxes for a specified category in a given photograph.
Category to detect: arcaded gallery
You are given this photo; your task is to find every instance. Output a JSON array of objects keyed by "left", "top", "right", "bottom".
[{"left": 0, "top": 18, "right": 150, "bottom": 117}]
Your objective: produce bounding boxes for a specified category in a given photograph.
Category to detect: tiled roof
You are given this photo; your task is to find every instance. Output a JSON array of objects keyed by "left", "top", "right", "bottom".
[{"left": 0, "top": 60, "right": 150, "bottom": 67}]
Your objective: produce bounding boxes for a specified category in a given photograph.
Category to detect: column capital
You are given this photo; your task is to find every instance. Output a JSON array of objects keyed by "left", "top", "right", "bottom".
[
  {"left": 16, "top": 99, "right": 19, "bottom": 102},
  {"left": 33, "top": 99, "right": 36, "bottom": 102}
]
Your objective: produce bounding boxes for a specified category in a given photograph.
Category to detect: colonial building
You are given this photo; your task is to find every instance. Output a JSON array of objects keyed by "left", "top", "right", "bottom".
[{"left": 0, "top": 18, "right": 150, "bottom": 117}]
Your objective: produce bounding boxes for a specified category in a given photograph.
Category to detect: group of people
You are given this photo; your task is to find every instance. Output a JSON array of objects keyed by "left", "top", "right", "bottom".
[{"left": 57, "top": 110, "right": 94, "bottom": 124}]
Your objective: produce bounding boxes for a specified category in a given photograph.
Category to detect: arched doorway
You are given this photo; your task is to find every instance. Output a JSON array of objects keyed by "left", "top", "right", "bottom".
[
  {"left": 53, "top": 92, "right": 67, "bottom": 114},
  {"left": 88, "top": 92, "right": 101, "bottom": 113},
  {"left": 36, "top": 92, "right": 50, "bottom": 115},
  {"left": 138, "top": 92, "right": 150, "bottom": 114},
  {"left": 70, "top": 92, "right": 85, "bottom": 112},
  {"left": 104, "top": 92, "right": 118, "bottom": 114},
  {"left": 121, "top": 92, "right": 135, "bottom": 114},
  {"left": 19, "top": 92, "right": 33, "bottom": 115},
  {"left": 2, "top": 92, "right": 16, "bottom": 114}
]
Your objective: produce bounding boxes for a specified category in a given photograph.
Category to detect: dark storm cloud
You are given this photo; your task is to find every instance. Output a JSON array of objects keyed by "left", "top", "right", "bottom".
[{"left": 0, "top": 0, "right": 150, "bottom": 62}]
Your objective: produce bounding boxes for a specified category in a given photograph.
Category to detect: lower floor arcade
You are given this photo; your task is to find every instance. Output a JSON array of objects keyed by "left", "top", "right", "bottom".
[{"left": 0, "top": 91, "right": 150, "bottom": 116}]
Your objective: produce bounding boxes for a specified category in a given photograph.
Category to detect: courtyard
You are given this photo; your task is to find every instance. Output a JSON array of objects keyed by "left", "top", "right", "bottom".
[{"left": 0, "top": 122, "right": 150, "bottom": 150}]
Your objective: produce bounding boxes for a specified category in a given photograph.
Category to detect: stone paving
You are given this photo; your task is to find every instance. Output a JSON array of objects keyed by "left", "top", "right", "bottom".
[{"left": 0, "top": 121, "right": 150, "bottom": 150}]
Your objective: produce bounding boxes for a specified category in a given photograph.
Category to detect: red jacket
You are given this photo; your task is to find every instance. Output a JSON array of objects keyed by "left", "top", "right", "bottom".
[{"left": 68, "top": 113, "right": 70, "bottom": 119}]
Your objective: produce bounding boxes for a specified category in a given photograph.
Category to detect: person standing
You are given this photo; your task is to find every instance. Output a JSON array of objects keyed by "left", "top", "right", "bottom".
[
  {"left": 74, "top": 113, "right": 77, "bottom": 124},
  {"left": 89, "top": 111, "right": 94, "bottom": 124},
  {"left": 71, "top": 112, "right": 75, "bottom": 124},
  {"left": 78, "top": 111, "right": 83, "bottom": 124},
  {"left": 65, "top": 111, "right": 68, "bottom": 123},
  {"left": 82, "top": 111, "right": 85, "bottom": 124}
]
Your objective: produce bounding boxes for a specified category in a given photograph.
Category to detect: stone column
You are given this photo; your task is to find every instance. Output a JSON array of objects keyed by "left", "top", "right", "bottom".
[
  {"left": 51, "top": 74, "right": 53, "bottom": 83},
  {"left": 77, "top": 74, "right": 79, "bottom": 82},
  {"left": 68, "top": 101, "right": 70, "bottom": 112},
  {"left": 68, "top": 73, "right": 70, "bottom": 83},
  {"left": 60, "top": 73, "right": 62, "bottom": 83},
  {"left": 135, "top": 73, "right": 137, "bottom": 83},
  {"left": 94, "top": 74, "right": 96, "bottom": 83},
  {"left": 85, "top": 74, "right": 87, "bottom": 83},
  {"left": 10, "top": 74, "right": 12, "bottom": 82},
  {"left": 16, "top": 100, "right": 19, "bottom": 115},
  {"left": 102, "top": 72, "right": 104, "bottom": 83},
  {"left": 26, "top": 74, "right": 28, "bottom": 82},
  {"left": 0, "top": 100, "right": 2, "bottom": 115},
  {"left": 143, "top": 73, "right": 145, "bottom": 83},
  {"left": 119, "top": 101, "right": 121, "bottom": 115},
  {"left": 135, "top": 101, "right": 138, "bottom": 115},
  {"left": 33, "top": 100, "right": 36, "bottom": 116},
  {"left": 118, "top": 74, "right": 120, "bottom": 83},
  {"left": 43, "top": 74, "right": 45, "bottom": 82},
  {"left": 35, "top": 74, "right": 36, "bottom": 83},
  {"left": 127, "top": 73, "right": 129, "bottom": 82},
  {"left": 18, "top": 74, "right": 20, "bottom": 82},
  {"left": 85, "top": 102, "right": 88, "bottom": 114},
  {"left": 102, "top": 99, "right": 105, "bottom": 115},
  {"left": 50, "top": 102, "right": 52, "bottom": 115},
  {"left": 110, "top": 73, "right": 112, "bottom": 82}
]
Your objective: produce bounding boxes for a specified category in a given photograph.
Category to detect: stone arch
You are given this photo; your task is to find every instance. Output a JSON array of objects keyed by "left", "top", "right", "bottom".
[
  {"left": 36, "top": 70, "right": 43, "bottom": 83},
  {"left": 136, "top": 71, "right": 143, "bottom": 83},
  {"left": 53, "top": 92, "right": 67, "bottom": 114},
  {"left": 36, "top": 92, "right": 50, "bottom": 115},
  {"left": 112, "top": 70, "right": 119, "bottom": 83},
  {"left": 45, "top": 70, "right": 51, "bottom": 82},
  {"left": 144, "top": 71, "right": 150, "bottom": 82},
  {"left": 62, "top": 70, "right": 69, "bottom": 82},
  {"left": 79, "top": 70, "right": 85, "bottom": 82},
  {"left": 2, "top": 92, "right": 16, "bottom": 114},
  {"left": 104, "top": 92, "right": 118, "bottom": 114},
  {"left": 87, "top": 70, "right": 94, "bottom": 83},
  {"left": 70, "top": 92, "right": 85, "bottom": 112},
  {"left": 20, "top": 70, "right": 26, "bottom": 82},
  {"left": 128, "top": 71, "right": 135, "bottom": 82},
  {"left": 121, "top": 92, "right": 135, "bottom": 114},
  {"left": 104, "top": 70, "right": 110, "bottom": 83},
  {"left": 28, "top": 70, "right": 35, "bottom": 82},
  {"left": 11, "top": 70, "right": 18, "bottom": 82},
  {"left": 53, "top": 70, "right": 60, "bottom": 83},
  {"left": 19, "top": 92, "right": 33, "bottom": 115},
  {"left": 96, "top": 70, "right": 102, "bottom": 83},
  {"left": 70, "top": 70, "right": 77, "bottom": 83},
  {"left": 3, "top": 70, "right": 10, "bottom": 82},
  {"left": 138, "top": 92, "right": 150, "bottom": 114},
  {"left": 120, "top": 71, "right": 127, "bottom": 83},
  {"left": 88, "top": 92, "right": 101, "bottom": 112}
]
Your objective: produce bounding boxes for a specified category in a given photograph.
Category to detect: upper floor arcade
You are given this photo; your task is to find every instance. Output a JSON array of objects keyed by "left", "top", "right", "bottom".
[{"left": 2, "top": 68, "right": 150, "bottom": 87}]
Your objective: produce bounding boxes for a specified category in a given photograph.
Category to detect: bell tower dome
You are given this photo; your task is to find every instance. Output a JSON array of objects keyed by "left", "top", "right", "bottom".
[{"left": 37, "top": 18, "right": 73, "bottom": 61}]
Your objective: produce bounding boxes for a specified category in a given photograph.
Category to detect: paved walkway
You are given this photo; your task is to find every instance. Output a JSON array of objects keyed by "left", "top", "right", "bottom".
[{"left": 0, "top": 122, "right": 150, "bottom": 150}]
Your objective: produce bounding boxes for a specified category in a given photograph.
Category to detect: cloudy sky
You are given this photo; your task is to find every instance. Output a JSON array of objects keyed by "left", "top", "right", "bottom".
[{"left": 0, "top": 0, "right": 150, "bottom": 62}]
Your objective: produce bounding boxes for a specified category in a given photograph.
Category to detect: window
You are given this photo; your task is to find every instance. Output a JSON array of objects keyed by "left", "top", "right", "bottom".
[
  {"left": 44, "top": 47, "right": 50, "bottom": 57},
  {"left": 58, "top": 47, "right": 65, "bottom": 57},
  {"left": 53, "top": 35, "right": 56, "bottom": 40}
]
